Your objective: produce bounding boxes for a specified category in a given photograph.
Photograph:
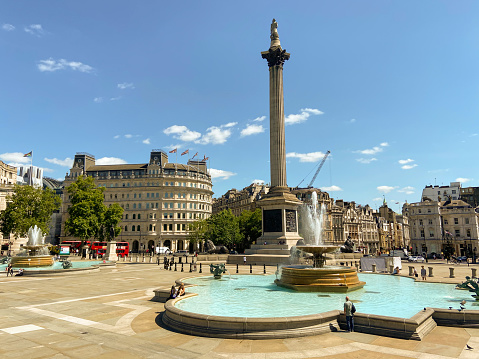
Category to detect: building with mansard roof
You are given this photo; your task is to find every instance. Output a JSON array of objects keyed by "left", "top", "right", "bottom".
[{"left": 60, "top": 150, "right": 213, "bottom": 253}]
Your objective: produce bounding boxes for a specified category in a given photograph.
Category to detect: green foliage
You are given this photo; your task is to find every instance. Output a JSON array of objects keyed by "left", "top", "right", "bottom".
[
  {"left": 238, "top": 208, "right": 262, "bottom": 250},
  {"left": 0, "top": 184, "right": 61, "bottom": 238},
  {"left": 205, "top": 209, "right": 241, "bottom": 248},
  {"left": 188, "top": 219, "right": 209, "bottom": 247},
  {"left": 65, "top": 176, "right": 123, "bottom": 242}
]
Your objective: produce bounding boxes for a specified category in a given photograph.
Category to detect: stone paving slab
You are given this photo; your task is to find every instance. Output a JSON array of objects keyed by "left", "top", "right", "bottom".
[{"left": 0, "top": 262, "right": 478, "bottom": 358}]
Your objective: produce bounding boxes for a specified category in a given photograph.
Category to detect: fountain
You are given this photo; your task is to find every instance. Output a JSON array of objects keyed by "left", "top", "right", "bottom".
[
  {"left": 275, "top": 192, "right": 365, "bottom": 292},
  {"left": 11, "top": 225, "right": 54, "bottom": 267}
]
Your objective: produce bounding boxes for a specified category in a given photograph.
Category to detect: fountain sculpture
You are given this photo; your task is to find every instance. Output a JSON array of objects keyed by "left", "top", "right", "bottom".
[
  {"left": 11, "top": 225, "right": 54, "bottom": 267},
  {"left": 210, "top": 263, "right": 226, "bottom": 279},
  {"left": 275, "top": 192, "right": 365, "bottom": 292}
]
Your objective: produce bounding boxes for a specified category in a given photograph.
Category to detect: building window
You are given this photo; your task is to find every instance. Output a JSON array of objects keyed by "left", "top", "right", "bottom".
[
  {"left": 454, "top": 218, "right": 458, "bottom": 225},
  {"left": 418, "top": 209, "right": 422, "bottom": 213},
  {"left": 444, "top": 219, "right": 448, "bottom": 225},
  {"left": 124, "top": 226, "right": 128, "bottom": 231},
  {"left": 428, "top": 219, "right": 432, "bottom": 225},
  {"left": 125, "top": 214, "right": 129, "bottom": 219},
  {"left": 132, "top": 226, "right": 135, "bottom": 231},
  {"left": 465, "top": 218, "right": 470, "bottom": 225},
  {"left": 455, "top": 229, "right": 460, "bottom": 237},
  {"left": 163, "top": 224, "right": 168, "bottom": 231},
  {"left": 177, "top": 224, "right": 181, "bottom": 231},
  {"left": 467, "top": 229, "right": 471, "bottom": 237},
  {"left": 429, "top": 231, "right": 434, "bottom": 237},
  {"left": 420, "top": 229, "right": 425, "bottom": 238},
  {"left": 452, "top": 190, "right": 456, "bottom": 194},
  {"left": 137, "top": 225, "right": 140, "bottom": 231},
  {"left": 163, "top": 213, "right": 168, "bottom": 219},
  {"left": 169, "top": 224, "right": 173, "bottom": 231},
  {"left": 419, "top": 219, "right": 423, "bottom": 225},
  {"left": 138, "top": 214, "right": 141, "bottom": 220}
]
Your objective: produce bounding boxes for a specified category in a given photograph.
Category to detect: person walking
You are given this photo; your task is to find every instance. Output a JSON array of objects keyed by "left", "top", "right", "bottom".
[
  {"left": 344, "top": 296, "right": 354, "bottom": 332},
  {"left": 421, "top": 265, "right": 427, "bottom": 280},
  {"left": 243, "top": 256, "right": 247, "bottom": 265}
]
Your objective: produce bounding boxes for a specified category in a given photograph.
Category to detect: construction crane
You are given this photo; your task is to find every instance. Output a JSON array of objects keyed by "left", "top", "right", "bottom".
[{"left": 307, "top": 150, "right": 330, "bottom": 188}]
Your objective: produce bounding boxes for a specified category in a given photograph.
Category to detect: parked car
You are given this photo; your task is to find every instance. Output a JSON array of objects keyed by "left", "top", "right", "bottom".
[
  {"left": 408, "top": 256, "right": 425, "bottom": 262},
  {"left": 173, "top": 250, "right": 189, "bottom": 257},
  {"left": 229, "top": 250, "right": 238, "bottom": 254},
  {"left": 457, "top": 256, "right": 468, "bottom": 262}
]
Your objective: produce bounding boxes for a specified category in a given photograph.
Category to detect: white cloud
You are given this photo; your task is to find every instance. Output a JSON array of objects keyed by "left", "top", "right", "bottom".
[
  {"left": 372, "top": 197, "right": 382, "bottom": 202},
  {"left": 456, "top": 177, "right": 472, "bottom": 183},
  {"left": 401, "top": 164, "right": 418, "bottom": 170},
  {"left": 285, "top": 108, "right": 323, "bottom": 125},
  {"left": 377, "top": 185, "right": 398, "bottom": 193},
  {"left": 96, "top": 157, "right": 128, "bottom": 165},
  {"left": 355, "top": 142, "right": 388, "bottom": 155},
  {"left": 252, "top": 179, "right": 265, "bottom": 185},
  {"left": 142, "top": 138, "right": 151, "bottom": 145},
  {"left": 2, "top": 24, "right": 15, "bottom": 31},
  {"left": 252, "top": 116, "right": 266, "bottom": 122},
  {"left": 165, "top": 144, "right": 183, "bottom": 151},
  {"left": 398, "top": 186, "right": 415, "bottom": 195},
  {"left": 93, "top": 97, "right": 103, "bottom": 103},
  {"left": 124, "top": 134, "right": 133, "bottom": 139},
  {"left": 24, "top": 24, "right": 44, "bottom": 36},
  {"left": 349, "top": 118, "right": 356, "bottom": 123},
  {"left": 164, "top": 125, "right": 201, "bottom": 142},
  {"left": 37, "top": 58, "right": 94, "bottom": 73},
  {"left": 286, "top": 151, "right": 327, "bottom": 163},
  {"left": 117, "top": 82, "right": 135, "bottom": 90},
  {"left": 0, "top": 152, "right": 31, "bottom": 165},
  {"left": 241, "top": 124, "right": 264, "bottom": 137},
  {"left": 44, "top": 157, "right": 73, "bottom": 167},
  {"left": 470, "top": 133, "right": 478, "bottom": 137},
  {"left": 209, "top": 168, "right": 236, "bottom": 180},
  {"left": 320, "top": 185, "right": 342, "bottom": 192},
  {"left": 113, "top": 135, "right": 120, "bottom": 139},
  {"left": 196, "top": 126, "right": 232, "bottom": 145},
  {"left": 356, "top": 158, "right": 377, "bottom": 164},
  {"left": 398, "top": 159, "right": 414, "bottom": 164},
  {"left": 42, "top": 167, "right": 54, "bottom": 173},
  {"left": 223, "top": 122, "right": 237, "bottom": 128},
  {"left": 110, "top": 96, "right": 121, "bottom": 101}
]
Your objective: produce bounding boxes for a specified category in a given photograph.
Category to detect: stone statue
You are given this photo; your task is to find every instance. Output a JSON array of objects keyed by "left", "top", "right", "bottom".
[
  {"left": 62, "top": 260, "right": 72, "bottom": 269},
  {"left": 270, "top": 18, "right": 280, "bottom": 48},
  {"left": 341, "top": 237, "right": 354, "bottom": 253},
  {"left": 456, "top": 276, "right": 479, "bottom": 300},
  {"left": 210, "top": 263, "right": 226, "bottom": 279}
]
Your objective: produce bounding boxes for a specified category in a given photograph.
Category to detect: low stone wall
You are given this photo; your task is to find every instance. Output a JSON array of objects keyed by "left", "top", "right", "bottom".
[{"left": 432, "top": 308, "right": 479, "bottom": 327}]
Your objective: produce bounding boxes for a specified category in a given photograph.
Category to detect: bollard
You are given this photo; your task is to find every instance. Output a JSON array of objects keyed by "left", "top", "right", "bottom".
[
  {"left": 199, "top": 263, "right": 202, "bottom": 273},
  {"left": 372, "top": 264, "right": 377, "bottom": 273},
  {"left": 142, "top": 256, "right": 146, "bottom": 263},
  {"left": 149, "top": 256, "right": 153, "bottom": 263},
  {"left": 428, "top": 267, "right": 433, "bottom": 277},
  {"left": 181, "top": 263, "right": 184, "bottom": 272},
  {"left": 277, "top": 264, "right": 279, "bottom": 271},
  {"left": 179, "top": 257, "right": 182, "bottom": 264},
  {"left": 472, "top": 268, "right": 477, "bottom": 278},
  {"left": 264, "top": 264, "right": 266, "bottom": 274},
  {"left": 129, "top": 255, "right": 132, "bottom": 262},
  {"left": 449, "top": 267, "right": 455, "bottom": 278},
  {"left": 169, "top": 263, "right": 172, "bottom": 271},
  {"left": 389, "top": 265, "right": 394, "bottom": 273},
  {"left": 189, "top": 263, "right": 192, "bottom": 273},
  {"left": 174, "top": 263, "right": 177, "bottom": 271},
  {"left": 236, "top": 264, "right": 239, "bottom": 274},
  {"left": 185, "top": 256, "right": 188, "bottom": 263},
  {"left": 408, "top": 266, "right": 414, "bottom": 276},
  {"left": 250, "top": 264, "right": 252, "bottom": 274},
  {"left": 355, "top": 263, "right": 359, "bottom": 272}
]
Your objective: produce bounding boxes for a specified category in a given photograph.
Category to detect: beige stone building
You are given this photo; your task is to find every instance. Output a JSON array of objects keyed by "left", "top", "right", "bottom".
[
  {"left": 212, "top": 183, "right": 268, "bottom": 216},
  {"left": 0, "top": 160, "right": 17, "bottom": 251},
  {"left": 60, "top": 151, "right": 213, "bottom": 253},
  {"left": 407, "top": 199, "right": 479, "bottom": 258}
]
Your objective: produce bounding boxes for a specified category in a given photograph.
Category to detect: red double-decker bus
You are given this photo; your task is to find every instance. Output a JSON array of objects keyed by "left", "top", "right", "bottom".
[
  {"left": 60, "top": 240, "right": 91, "bottom": 250},
  {"left": 91, "top": 241, "right": 129, "bottom": 258}
]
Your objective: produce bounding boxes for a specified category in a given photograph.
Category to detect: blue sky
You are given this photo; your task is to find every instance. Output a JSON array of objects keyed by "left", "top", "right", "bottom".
[{"left": 1, "top": 1, "right": 478, "bottom": 210}]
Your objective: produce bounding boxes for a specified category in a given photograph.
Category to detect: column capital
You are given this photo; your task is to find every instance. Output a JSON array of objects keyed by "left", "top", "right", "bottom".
[{"left": 261, "top": 47, "right": 290, "bottom": 68}]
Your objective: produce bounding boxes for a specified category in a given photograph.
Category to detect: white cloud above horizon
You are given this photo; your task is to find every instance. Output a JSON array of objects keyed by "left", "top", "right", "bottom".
[
  {"left": 240, "top": 124, "right": 264, "bottom": 137},
  {"left": 209, "top": 168, "right": 236, "bottom": 180},
  {"left": 356, "top": 158, "right": 377, "bottom": 164},
  {"left": 286, "top": 151, "right": 328, "bottom": 163},
  {"left": 94, "top": 97, "right": 103, "bottom": 103},
  {"left": 164, "top": 125, "right": 202, "bottom": 142},
  {"left": 0, "top": 152, "right": 31, "bottom": 165},
  {"left": 96, "top": 157, "right": 128, "bottom": 165},
  {"left": 44, "top": 157, "right": 74, "bottom": 167},
  {"left": 377, "top": 185, "right": 398, "bottom": 193},
  {"left": 2, "top": 24, "right": 15, "bottom": 31},
  {"left": 398, "top": 186, "right": 415, "bottom": 195},
  {"left": 252, "top": 179, "right": 265, "bottom": 185},
  {"left": 456, "top": 177, "right": 472, "bottom": 183},
  {"left": 355, "top": 142, "right": 389, "bottom": 155},
  {"left": 402, "top": 164, "right": 418, "bottom": 170},
  {"left": 195, "top": 125, "right": 232, "bottom": 145},
  {"left": 142, "top": 138, "right": 151, "bottom": 145},
  {"left": 24, "top": 24, "right": 44, "bottom": 36},
  {"left": 398, "top": 159, "right": 414, "bottom": 164},
  {"left": 321, "top": 185, "right": 342, "bottom": 192},
  {"left": 285, "top": 108, "right": 323, "bottom": 125},
  {"left": 38, "top": 58, "right": 94, "bottom": 73},
  {"left": 252, "top": 116, "right": 266, "bottom": 122},
  {"left": 117, "top": 82, "right": 135, "bottom": 90}
]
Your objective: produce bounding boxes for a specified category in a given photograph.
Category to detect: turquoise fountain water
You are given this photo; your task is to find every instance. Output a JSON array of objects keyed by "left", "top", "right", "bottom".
[{"left": 176, "top": 274, "right": 476, "bottom": 319}]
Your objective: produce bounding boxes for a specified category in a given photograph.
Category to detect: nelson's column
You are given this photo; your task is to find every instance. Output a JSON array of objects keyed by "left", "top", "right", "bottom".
[{"left": 257, "top": 19, "right": 303, "bottom": 249}]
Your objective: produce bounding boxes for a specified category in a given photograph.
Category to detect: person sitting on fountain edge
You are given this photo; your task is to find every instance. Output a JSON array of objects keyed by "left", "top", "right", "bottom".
[
  {"left": 177, "top": 283, "right": 186, "bottom": 297},
  {"left": 392, "top": 266, "right": 400, "bottom": 275},
  {"left": 168, "top": 285, "right": 177, "bottom": 300}
]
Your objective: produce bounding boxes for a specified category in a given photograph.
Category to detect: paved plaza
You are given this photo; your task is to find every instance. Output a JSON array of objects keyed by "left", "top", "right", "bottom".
[{"left": 1, "top": 261, "right": 479, "bottom": 359}]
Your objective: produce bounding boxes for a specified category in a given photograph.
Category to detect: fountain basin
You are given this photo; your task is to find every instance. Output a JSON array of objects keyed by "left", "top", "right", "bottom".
[
  {"left": 11, "top": 255, "right": 54, "bottom": 267},
  {"left": 275, "top": 265, "right": 365, "bottom": 292}
]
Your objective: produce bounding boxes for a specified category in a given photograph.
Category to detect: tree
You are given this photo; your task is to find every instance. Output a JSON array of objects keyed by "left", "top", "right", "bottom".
[
  {"left": 65, "top": 176, "right": 123, "bottom": 242},
  {"left": 238, "top": 208, "right": 262, "bottom": 251},
  {"left": 205, "top": 209, "right": 241, "bottom": 248},
  {"left": 0, "top": 184, "right": 61, "bottom": 238},
  {"left": 188, "top": 219, "right": 209, "bottom": 251}
]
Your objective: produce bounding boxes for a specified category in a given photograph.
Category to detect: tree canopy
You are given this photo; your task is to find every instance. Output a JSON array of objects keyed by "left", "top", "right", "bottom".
[
  {"left": 65, "top": 176, "right": 123, "bottom": 242},
  {"left": 0, "top": 184, "right": 61, "bottom": 238},
  {"left": 204, "top": 209, "right": 241, "bottom": 248},
  {"left": 238, "top": 208, "right": 262, "bottom": 251}
]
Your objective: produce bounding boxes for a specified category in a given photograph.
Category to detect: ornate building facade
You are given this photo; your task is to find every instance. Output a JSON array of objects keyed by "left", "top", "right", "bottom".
[
  {"left": 0, "top": 160, "right": 17, "bottom": 250},
  {"left": 60, "top": 151, "right": 213, "bottom": 253}
]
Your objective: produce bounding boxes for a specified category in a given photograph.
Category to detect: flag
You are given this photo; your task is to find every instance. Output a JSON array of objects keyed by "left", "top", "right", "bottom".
[
  {"left": 181, "top": 149, "right": 189, "bottom": 156},
  {"left": 169, "top": 148, "right": 177, "bottom": 153},
  {"left": 445, "top": 231, "right": 452, "bottom": 235},
  {"left": 192, "top": 152, "right": 198, "bottom": 159},
  {"left": 23, "top": 151, "right": 32, "bottom": 157},
  {"left": 203, "top": 156, "right": 209, "bottom": 161}
]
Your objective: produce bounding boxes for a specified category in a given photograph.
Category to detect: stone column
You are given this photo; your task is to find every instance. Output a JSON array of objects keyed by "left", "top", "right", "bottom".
[
  {"left": 471, "top": 268, "right": 477, "bottom": 278},
  {"left": 428, "top": 267, "right": 434, "bottom": 277},
  {"left": 408, "top": 266, "right": 414, "bottom": 276},
  {"left": 449, "top": 267, "right": 455, "bottom": 278}
]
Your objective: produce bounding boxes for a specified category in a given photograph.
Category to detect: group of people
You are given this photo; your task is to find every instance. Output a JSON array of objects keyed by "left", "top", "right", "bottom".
[
  {"left": 4, "top": 264, "right": 23, "bottom": 277},
  {"left": 168, "top": 282, "right": 186, "bottom": 300}
]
